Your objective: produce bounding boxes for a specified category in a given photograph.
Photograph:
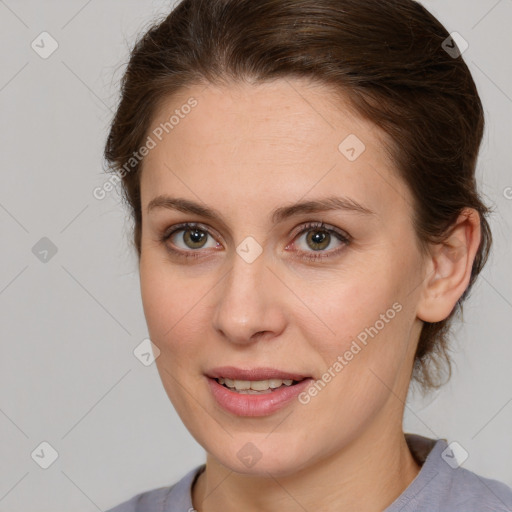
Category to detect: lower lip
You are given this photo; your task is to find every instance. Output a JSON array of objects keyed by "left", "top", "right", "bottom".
[{"left": 206, "top": 377, "right": 313, "bottom": 417}]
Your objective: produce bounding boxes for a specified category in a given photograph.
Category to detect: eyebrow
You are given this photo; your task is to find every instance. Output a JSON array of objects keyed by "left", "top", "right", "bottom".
[{"left": 146, "top": 195, "right": 376, "bottom": 224}]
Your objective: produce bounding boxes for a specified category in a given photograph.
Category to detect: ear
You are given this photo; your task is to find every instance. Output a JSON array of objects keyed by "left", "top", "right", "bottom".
[{"left": 416, "top": 208, "right": 482, "bottom": 323}]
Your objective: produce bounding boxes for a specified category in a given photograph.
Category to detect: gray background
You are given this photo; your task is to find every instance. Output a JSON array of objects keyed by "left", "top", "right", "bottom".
[{"left": 0, "top": 0, "right": 511, "bottom": 510}]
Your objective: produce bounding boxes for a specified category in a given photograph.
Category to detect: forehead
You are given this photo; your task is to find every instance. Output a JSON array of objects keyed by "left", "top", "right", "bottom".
[{"left": 140, "top": 79, "right": 410, "bottom": 220}]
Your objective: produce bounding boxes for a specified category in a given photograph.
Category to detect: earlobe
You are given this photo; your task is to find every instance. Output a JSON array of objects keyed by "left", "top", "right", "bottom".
[{"left": 416, "top": 208, "right": 482, "bottom": 323}]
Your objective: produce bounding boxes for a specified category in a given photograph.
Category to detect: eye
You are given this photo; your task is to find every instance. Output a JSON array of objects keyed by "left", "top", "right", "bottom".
[
  {"left": 160, "top": 222, "right": 221, "bottom": 258},
  {"left": 287, "top": 221, "right": 350, "bottom": 261},
  {"left": 159, "top": 221, "right": 350, "bottom": 261}
]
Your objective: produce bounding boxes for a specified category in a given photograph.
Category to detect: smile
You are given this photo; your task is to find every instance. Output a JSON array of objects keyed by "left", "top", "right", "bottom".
[
  {"left": 216, "top": 377, "right": 303, "bottom": 393},
  {"left": 207, "top": 376, "right": 313, "bottom": 416}
]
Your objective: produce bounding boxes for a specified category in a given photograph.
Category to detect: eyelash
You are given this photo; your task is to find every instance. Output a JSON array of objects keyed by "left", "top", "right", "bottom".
[{"left": 158, "top": 221, "right": 351, "bottom": 262}]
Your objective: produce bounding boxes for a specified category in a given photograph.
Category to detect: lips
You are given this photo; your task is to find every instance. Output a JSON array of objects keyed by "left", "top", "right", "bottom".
[
  {"left": 206, "top": 374, "right": 314, "bottom": 416},
  {"left": 204, "top": 366, "right": 314, "bottom": 416},
  {"left": 205, "top": 366, "right": 310, "bottom": 381}
]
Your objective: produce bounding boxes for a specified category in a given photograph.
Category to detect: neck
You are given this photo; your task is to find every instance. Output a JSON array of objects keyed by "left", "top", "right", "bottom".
[{"left": 192, "top": 418, "right": 421, "bottom": 512}]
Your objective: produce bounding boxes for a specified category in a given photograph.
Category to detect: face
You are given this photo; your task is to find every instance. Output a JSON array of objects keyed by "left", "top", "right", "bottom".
[{"left": 139, "top": 79, "right": 426, "bottom": 477}]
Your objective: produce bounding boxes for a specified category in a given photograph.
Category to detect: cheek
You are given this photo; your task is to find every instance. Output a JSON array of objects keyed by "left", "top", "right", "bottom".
[
  {"left": 297, "top": 255, "right": 415, "bottom": 387},
  {"left": 139, "top": 254, "right": 212, "bottom": 353},
  {"left": 297, "top": 265, "right": 399, "bottom": 345},
  {"left": 139, "top": 256, "right": 208, "bottom": 406},
  {"left": 298, "top": 294, "right": 411, "bottom": 438},
  {"left": 139, "top": 257, "right": 170, "bottom": 339},
  {"left": 140, "top": 252, "right": 184, "bottom": 345}
]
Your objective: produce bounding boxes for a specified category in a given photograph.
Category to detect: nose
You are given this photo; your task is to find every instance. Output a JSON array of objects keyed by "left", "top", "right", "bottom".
[{"left": 212, "top": 250, "right": 287, "bottom": 345}]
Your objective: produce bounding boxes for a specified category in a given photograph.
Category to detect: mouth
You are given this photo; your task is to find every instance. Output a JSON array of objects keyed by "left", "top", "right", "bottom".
[
  {"left": 205, "top": 368, "right": 314, "bottom": 416},
  {"left": 214, "top": 376, "right": 305, "bottom": 394}
]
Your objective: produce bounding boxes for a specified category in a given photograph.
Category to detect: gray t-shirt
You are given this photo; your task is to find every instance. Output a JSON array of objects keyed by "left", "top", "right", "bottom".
[{"left": 106, "top": 434, "right": 512, "bottom": 511}]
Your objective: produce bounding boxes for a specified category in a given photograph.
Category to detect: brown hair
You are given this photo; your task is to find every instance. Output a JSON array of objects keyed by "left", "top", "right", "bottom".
[{"left": 104, "top": 0, "right": 492, "bottom": 392}]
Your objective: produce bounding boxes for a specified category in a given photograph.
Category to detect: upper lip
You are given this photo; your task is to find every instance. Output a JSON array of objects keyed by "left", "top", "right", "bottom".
[{"left": 206, "top": 366, "right": 310, "bottom": 381}]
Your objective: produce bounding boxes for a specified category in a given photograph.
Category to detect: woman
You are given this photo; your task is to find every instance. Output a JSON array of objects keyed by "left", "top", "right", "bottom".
[{"left": 104, "top": 0, "right": 512, "bottom": 510}]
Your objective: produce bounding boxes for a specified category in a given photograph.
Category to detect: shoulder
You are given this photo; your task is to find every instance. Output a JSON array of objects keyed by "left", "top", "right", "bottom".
[
  {"left": 104, "top": 464, "right": 205, "bottom": 512},
  {"left": 105, "top": 485, "right": 174, "bottom": 512},
  {"left": 393, "top": 435, "right": 512, "bottom": 512},
  {"left": 432, "top": 439, "right": 512, "bottom": 511},
  {"left": 442, "top": 464, "right": 512, "bottom": 511}
]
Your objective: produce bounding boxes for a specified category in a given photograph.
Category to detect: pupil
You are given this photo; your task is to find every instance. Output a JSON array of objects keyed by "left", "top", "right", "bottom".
[{"left": 190, "top": 230, "right": 203, "bottom": 242}]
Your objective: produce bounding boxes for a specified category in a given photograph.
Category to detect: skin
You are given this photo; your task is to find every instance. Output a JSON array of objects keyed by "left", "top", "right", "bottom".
[{"left": 138, "top": 78, "right": 481, "bottom": 512}]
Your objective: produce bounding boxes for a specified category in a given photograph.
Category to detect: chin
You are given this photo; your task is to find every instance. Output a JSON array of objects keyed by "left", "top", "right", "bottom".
[{"left": 205, "top": 436, "right": 319, "bottom": 478}]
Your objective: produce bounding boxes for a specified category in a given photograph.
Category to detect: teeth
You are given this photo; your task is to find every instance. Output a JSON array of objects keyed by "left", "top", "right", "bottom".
[
  {"left": 217, "top": 377, "right": 296, "bottom": 391},
  {"left": 233, "top": 379, "right": 251, "bottom": 390},
  {"left": 251, "top": 380, "right": 272, "bottom": 391}
]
